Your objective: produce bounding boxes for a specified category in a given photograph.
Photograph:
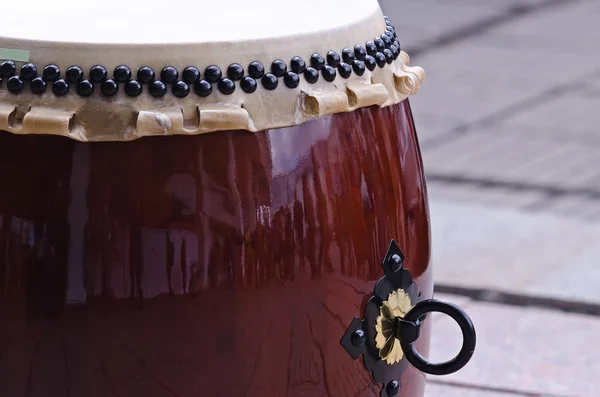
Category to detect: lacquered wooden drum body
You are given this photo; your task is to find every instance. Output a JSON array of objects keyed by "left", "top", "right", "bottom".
[{"left": 0, "top": 100, "right": 431, "bottom": 397}]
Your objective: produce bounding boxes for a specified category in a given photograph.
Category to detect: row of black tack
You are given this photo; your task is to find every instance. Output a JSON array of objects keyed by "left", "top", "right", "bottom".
[{"left": 0, "top": 17, "right": 399, "bottom": 98}]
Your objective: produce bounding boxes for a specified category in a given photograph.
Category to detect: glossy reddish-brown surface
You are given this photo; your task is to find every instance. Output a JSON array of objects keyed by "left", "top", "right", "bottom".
[{"left": 0, "top": 101, "right": 431, "bottom": 397}]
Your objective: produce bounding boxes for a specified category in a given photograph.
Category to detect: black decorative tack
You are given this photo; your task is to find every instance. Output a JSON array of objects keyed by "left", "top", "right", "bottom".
[
  {"left": 30, "top": 77, "right": 47, "bottom": 94},
  {"left": 322, "top": 65, "right": 336, "bottom": 82},
  {"left": 52, "top": 79, "right": 69, "bottom": 96},
  {"left": 182, "top": 66, "right": 201, "bottom": 84},
  {"left": 271, "top": 59, "right": 287, "bottom": 77},
  {"left": 113, "top": 65, "right": 132, "bottom": 83},
  {"left": 172, "top": 81, "right": 190, "bottom": 98},
  {"left": 248, "top": 61, "right": 265, "bottom": 79},
  {"left": 101, "top": 79, "right": 119, "bottom": 96},
  {"left": 342, "top": 48, "right": 355, "bottom": 64},
  {"left": 338, "top": 62, "right": 352, "bottom": 79},
  {"left": 42, "top": 64, "right": 60, "bottom": 81},
  {"left": 375, "top": 52, "right": 387, "bottom": 68},
  {"left": 365, "top": 41, "right": 377, "bottom": 56},
  {"left": 354, "top": 44, "right": 367, "bottom": 61},
  {"left": 240, "top": 76, "right": 257, "bottom": 93},
  {"left": 352, "top": 60, "right": 366, "bottom": 76},
  {"left": 7, "top": 76, "right": 23, "bottom": 93},
  {"left": 204, "top": 65, "right": 222, "bottom": 83},
  {"left": 383, "top": 49, "right": 394, "bottom": 64},
  {"left": 194, "top": 80, "right": 212, "bottom": 97},
  {"left": 149, "top": 80, "right": 167, "bottom": 97},
  {"left": 387, "top": 380, "right": 400, "bottom": 397},
  {"left": 161, "top": 66, "right": 179, "bottom": 84},
  {"left": 66, "top": 66, "right": 84, "bottom": 83},
  {"left": 290, "top": 56, "right": 306, "bottom": 74},
  {"left": 364, "top": 55, "right": 377, "bottom": 71},
  {"left": 1, "top": 18, "right": 401, "bottom": 98},
  {"left": 125, "top": 80, "right": 142, "bottom": 97},
  {"left": 20, "top": 63, "right": 37, "bottom": 80},
  {"left": 227, "top": 63, "right": 244, "bottom": 81},
  {"left": 310, "top": 53, "right": 325, "bottom": 70},
  {"left": 304, "top": 67, "right": 319, "bottom": 84},
  {"left": 381, "top": 34, "right": 392, "bottom": 47},
  {"left": 261, "top": 73, "right": 278, "bottom": 90},
  {"left": 77, "top": 80, "right": 94, "bottom": 97},
  {"left": 217, "top": 78, "right": 236, "bottom": 95},
  {"left": 283, "top": 72, "right": 300, "bottom": 88},
  {"left": 90, "top": 65, "right": 108, "bottom": 83},
  {"left": 137, "top": 66, "right": 155, "bottom": 84},
  {"left": 326, "top": 51, "right": 341, "bottom": 68},
  {"left": 0, "top": 61, "right": 16, "bottom": 77}
]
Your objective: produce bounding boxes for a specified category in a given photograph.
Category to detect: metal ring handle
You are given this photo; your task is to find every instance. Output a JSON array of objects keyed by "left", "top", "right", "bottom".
[{"left": 399, "top": 299, "right": 476, "bottom": 376}]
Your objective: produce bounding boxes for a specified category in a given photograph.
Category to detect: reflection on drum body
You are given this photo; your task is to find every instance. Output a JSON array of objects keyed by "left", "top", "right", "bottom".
[
  {"left": 0, "top": 102, "right": 431, "bottom": 397},
  {"left": 0, "top": 0, "right": 475, "bottom": 395}
]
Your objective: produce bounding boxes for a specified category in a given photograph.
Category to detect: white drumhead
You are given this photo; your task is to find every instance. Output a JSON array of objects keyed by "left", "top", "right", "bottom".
[
  {"left": 0, "top": 0, "right": 426, "bottom": 142},
  {"left": 3, "top": 0, "right": 380, "bottom": 44}
]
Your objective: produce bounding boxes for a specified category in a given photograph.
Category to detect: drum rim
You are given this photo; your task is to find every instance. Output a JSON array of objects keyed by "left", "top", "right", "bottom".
[{"left": 0, "top": 14, "right": 425, "bottom": 142}]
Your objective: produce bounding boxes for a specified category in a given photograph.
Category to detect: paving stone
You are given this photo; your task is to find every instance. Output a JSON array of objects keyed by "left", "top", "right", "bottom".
[
  {"left": 422, "top": 123, "right": 600, "bottom": 193},
  {"left": 497, "top": 88, "right": 600, "bottom": 143},
  {"left": 401, "top": 1, "right": 600, "bottom": 132},
  {"left": 379, "top": 0, "right": 510, "bottom": 49},
  {"left": 422, "top": 129, "right": 561, "bottom": 179},
  {"left": 496, "top": 140, "right": 597, "bottom": 187},
  {"left": 380, "top": 0, "right": 551, "bottom": 52},
  {"left": 425, "top": 383, "right": 530, "bottom": 397},
  {"left": 430, "top": 199, "right": 600, "bottom": 304},
  {"left": 481, "top": 0, "right": 600, "bottom": 53},
  {"left": 429, "top": 300, "right": 600, "bottom": 396},
  {"left": 426, "top": 181, "right": 547, "bottom": 210},
  {"left": 413, "top": 111, "right": 461, "bottom": 143},
  {"left": 539, "top": 196, "right": 600, "bottom": 221},
  {"left": 433, "top": 293, "right": 472, "bottom": 308}
]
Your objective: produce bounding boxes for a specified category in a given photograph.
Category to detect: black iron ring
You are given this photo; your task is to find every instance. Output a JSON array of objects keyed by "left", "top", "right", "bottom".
[{"left": 400, "top": 299, "right": 476, "bottom": 376}]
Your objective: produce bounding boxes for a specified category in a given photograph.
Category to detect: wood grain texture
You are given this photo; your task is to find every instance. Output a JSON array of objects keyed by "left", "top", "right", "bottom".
[{"left": 0, "top": 101, "right": 431, "bottom": 396}]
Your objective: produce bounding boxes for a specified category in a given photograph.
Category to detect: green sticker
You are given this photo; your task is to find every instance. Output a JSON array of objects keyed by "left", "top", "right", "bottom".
[{"left": 0, "top": 48, "right": 30, "bottom": 62}]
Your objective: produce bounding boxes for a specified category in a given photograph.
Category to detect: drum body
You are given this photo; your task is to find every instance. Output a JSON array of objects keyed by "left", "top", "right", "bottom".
[{"left": 0, "top": 100, "right": 431, "bottom": 397}]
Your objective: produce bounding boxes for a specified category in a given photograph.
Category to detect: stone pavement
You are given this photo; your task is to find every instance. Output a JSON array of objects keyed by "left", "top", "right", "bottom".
[
  {"left": 378, "top": 0, "right": 600, "bottom": 396},
  {"left": 426, "top": 293, "right": 600, "bottom": 397}
]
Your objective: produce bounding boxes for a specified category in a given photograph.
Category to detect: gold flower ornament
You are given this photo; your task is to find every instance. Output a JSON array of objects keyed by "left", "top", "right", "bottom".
[{"left": 375, "top": 289, "right": 413, "bottom": 365}]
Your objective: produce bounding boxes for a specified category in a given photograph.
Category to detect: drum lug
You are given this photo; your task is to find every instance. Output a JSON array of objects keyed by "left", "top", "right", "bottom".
[{"left": 340, "top": 240, "right": 477, "bottom": 396}]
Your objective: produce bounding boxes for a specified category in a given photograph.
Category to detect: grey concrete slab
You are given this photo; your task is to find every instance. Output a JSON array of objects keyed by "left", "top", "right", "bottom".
[
  {"left": 479, "top": 0, "right": 600, "bottom": 53},
  {"left": 430, "top": 198, "right": 600, "bottom": 304},
  {"left": 395, "top": 1, "right": 600, "bottom": 135},
  {"left": 540, "top": 196, "right": 600, "bottom": 221},
  {"left": 426, "top": 383, "right": 531, "bottom": 397},
  {"left": 422, "top": 123, "right": 600, "bottom": 193},
  {"left": 433, "top": 293, "right": 472, "bottom": 309},
  {"left": 407, "top": 43, "right": 600, "bottom": 134},
  {"left": 429, "top": 300, "right": 600, "bottom": 396},
  {"left": 413, "top": 111, "right": 461, "bottom": 143},
  {"left": 379, "top": 0, "right": 551, "bottom": 52},
  {"left": 426, "top": 181, "right": 547, "bottom": 210},
  {"left": 496, "top": 80, "right": 600, "bottom": 142}
]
